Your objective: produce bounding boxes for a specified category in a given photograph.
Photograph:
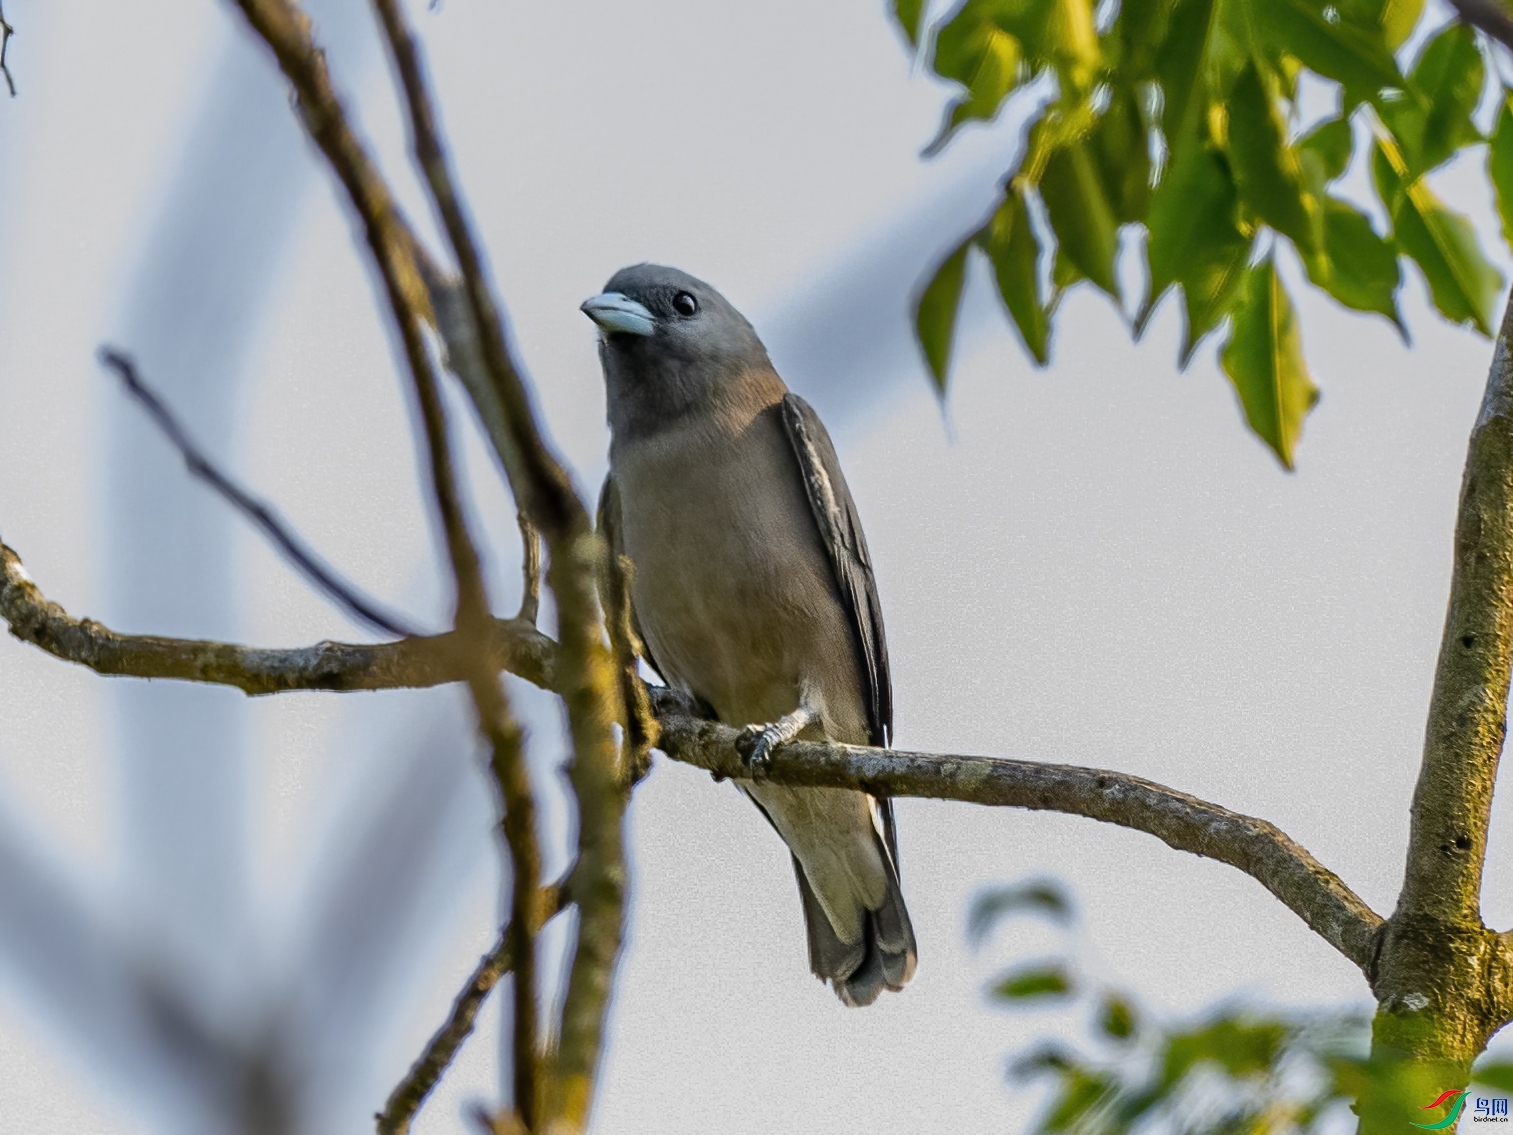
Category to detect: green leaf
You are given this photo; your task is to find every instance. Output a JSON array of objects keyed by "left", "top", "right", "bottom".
[
  {"left": 1154, "top": 0, "right": 1220, "bottom": 145},
  {"left": 1143, "top": 141, "right": 1253, "bottom": 361},
  {"left": 1040, "top": 140, "right": 1123, "bottom": 298},
  {"left": 990, "top": 963, "right": 1076, "bottom": 1000},
  {"left": 1473, "top": 1062, "right": 1513, "bottom": 1093},
  {"left": 915, "top": 237, "right": 972, "bottom": 391},
  {"left": 892, "top": 0, "right": 929, "bottom": 47},
  {"left": 1488, "top": 96, "right": 1513, "bottom": 252},
  {"left": 928, "top": 4, "right": 1025, "bottom": 148},
  {"left": 980, "top": 184, "right": 1052, "bottom": 363},
  {"left": 1377, "top": 23, "right": 1484, "bottom": 178},
  {"left": 1299, "top": 116, "right": 1354, "bottom": 184},
  {"left": 1337, "top": 0, "right": 1426, "bottom": 49},
  {"left": 1099, "top": 995, "right": 1138, "bottom": 1041},
  {"left": 1110, "top": 0, "right": 1178, "bottom": 80},
  {"left": 1163, "top": 1015, "right": 1290, "bottom": 1086},
  {"left": 967, "top": 880, "right": 1074, "bottom": 945},
  {"left": 1091, "top": 83, "right": 1154, "bottom": 223},
  {"left": 1221, "top": 257, "right": 1319, "bottom": 469},
  {"left": 1042, "top": 1070, "right": 1117, "bottom": 1132},
  {"left": 1301, "top": 197, "right": 1403, "bottom": 329},
  {"left": 1226, "top": 61, "right": 1321, "bottom": 254},
  {"left": 1251, "top": 0, "right": 1403, "bottom": 96},
  {"left": 1375, "top": 141, "right": 1503, "bottom": 336}
]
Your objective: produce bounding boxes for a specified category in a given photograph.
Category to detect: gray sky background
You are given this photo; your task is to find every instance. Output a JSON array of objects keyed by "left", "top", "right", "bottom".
[{"left": 2, "top": 0, "right": 1512, "bottom": 1132}]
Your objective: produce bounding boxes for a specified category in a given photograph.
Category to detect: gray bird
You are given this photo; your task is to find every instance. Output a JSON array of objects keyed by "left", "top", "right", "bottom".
[{"left": 582, "top": 264, "right": 916, "bottom": 1006}]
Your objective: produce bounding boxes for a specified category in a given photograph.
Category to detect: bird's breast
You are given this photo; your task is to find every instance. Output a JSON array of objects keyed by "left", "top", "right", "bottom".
[{"left": 611, "top": 405, "right": 864, "bottom": 736}]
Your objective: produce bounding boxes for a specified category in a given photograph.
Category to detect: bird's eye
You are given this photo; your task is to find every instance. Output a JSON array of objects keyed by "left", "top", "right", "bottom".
[{"left": 673, "top": 292, "right": 698, "bottom": 317}]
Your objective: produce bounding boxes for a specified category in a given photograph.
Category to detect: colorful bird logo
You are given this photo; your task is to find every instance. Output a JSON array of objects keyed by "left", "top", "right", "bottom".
[{"left": 1413, "top": 1089, "right": 1470, "bottom": 1130}]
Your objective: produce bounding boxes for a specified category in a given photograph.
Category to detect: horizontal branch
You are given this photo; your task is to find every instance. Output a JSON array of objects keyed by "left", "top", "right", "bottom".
[
  {"left": 0, "top": 539, "right": 555, "bottom": 696},
  {"left": 649, "top": 690, "right": 1385, "bottom": 973},
  {"left": 2, "top": 537, "right": 1380, "bottom": 971}
]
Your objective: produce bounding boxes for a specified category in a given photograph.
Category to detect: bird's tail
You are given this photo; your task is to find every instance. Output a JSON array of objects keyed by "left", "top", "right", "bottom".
[{"left": 792, "top": 834, "right": 917, "bottom": 1007}]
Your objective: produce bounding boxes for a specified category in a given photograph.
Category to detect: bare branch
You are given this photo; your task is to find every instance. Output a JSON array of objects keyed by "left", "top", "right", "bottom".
[
  {"left": 649, "top": 691, "right": 1385, "bottom": 973},
  {"left": 99, "top": 347, "right": 426, "bottom": 639},
  {"left": 516, "top": 511, "right": 540, "bottom": 625},
  {"left": 1450, "top": 0, "right": 1513, "bottom": 52},
  {"left": 0, "top": 1, "right": 14, "bottom": 98},
  {"left": 365, "top": 3, "right": 630, "bottom": 1127},
  {"left": 376, "top": 878, "right": 569, "bottom": 1135},
  {"left": 1, "top": 538, "right": 556, "bottom": 694},
  {"left": 1396, "top": 297, "right": 1513, "bottom": 933}
]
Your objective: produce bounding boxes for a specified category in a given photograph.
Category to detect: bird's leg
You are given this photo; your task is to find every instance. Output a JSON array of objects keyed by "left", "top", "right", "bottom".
[{"left": 736, "top": 703, "right": 817, "bottom": 776}]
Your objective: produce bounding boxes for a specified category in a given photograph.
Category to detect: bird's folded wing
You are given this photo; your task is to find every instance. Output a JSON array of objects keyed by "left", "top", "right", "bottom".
[{"left": 778, "top": 393, "right": 900, "bottom": 874}]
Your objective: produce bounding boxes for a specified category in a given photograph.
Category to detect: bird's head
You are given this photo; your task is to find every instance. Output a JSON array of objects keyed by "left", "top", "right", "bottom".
[{"left": 581, "top": 264, "right": 774, "bottom": 439}]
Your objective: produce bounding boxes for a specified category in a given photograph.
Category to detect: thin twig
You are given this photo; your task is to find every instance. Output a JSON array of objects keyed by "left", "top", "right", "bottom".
[
  {"left": 99, "top": 348, "right": 425, "bottom": 639},
  {"left": 221, "top": 2, "right": 552, "bottom": 1122},
  {"left": 0, "top": 1, "right": 15, "bottom": 98},
  {"left": 365, "top": 2, "right": 628, "bottom": 1127},
  {"left": 516, "top": 511, "right": 540, "bottom": 625},
  {"left": 376, "top": 878, "right": 569, "bottom": 1135},
  {"left": 1449, "top": 0, "right": 1513, "bottom": 52},
  {"left": 603, "top": 551, "right": 657, "bottom": 783},
  {"left": 1, "top": 537, "right": 554, "bottom": 694}
]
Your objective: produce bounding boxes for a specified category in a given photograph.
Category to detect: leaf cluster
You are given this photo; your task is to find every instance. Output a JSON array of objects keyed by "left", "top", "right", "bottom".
[
  {"left": 900, "top": 0, "right": 1513, "bottom": 468},
  {"left": 969, "top": 876, "right": 1513, "bottom": 1133}
]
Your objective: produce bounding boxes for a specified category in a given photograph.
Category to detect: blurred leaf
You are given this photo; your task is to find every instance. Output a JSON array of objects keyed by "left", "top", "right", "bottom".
[
  {"left": 915, "top": 236, "right": 972, "bottom": 390},
  {"left": 1092, "top": 84, "right": 1154, "bottom": 223},
  {"left": 1488, "top": 96, "right": 1513, "bottom": 252},
  {"left": 930, "top": 12, "right": 1025, "bottom": 148},
  {"left": 892, "top": 0, "right": 929, "bottom": 47},
  {"left": 1099, "top": 995, "right": 1138, "bottom": 1041},
  {"left": 1163, "top": 1015, "right": 1290, "bottom": 1086},
  {"left": 991, "top": 963, "right": 1076, "bottom": 1001},
  {"left": 1111, "top": 0, "right": 1178, "bottom": 79},
  {"left": 1227, "top": 61, "right": 1320, "bottom": 254},
  {"left": 1301, "top": 197, "right": 1403, "bottom": 329},
  {"left": 1221, "top": 257, "right": 1319, "bottom": 469},
  {"left": 1144, "top": 141, "right": 1252, "bottom": 362},
  {"left": 1374, "top": 140, "right": 1503, "bottom": 336},
  {"left": 968, "top": 879, "right": 1073, "bottom": 945},
  {"left": 1041, "top": 140, "right": 1123, "bottom": 298},
  {"left": 1337, "top": 0, "right": 1426, "bottom": 49},
  {"left": 1377, "top": 23, "right": 1484, "bottom": 179},
  {"left": 928, "top": 5, "right": 1026, "bottom": 150},
  {"left": 1251, "top": 0, "right": 1403, "bottom": 96},
  {"left": 1299, "top": 116, "right": 1354, "bottom": 185},
  {"left": 980, "top": 185, "right": 1052, "bottom": 364},
  {"left": 1475, "top": 1063, "right": 1513, "bottom": 1093},
  {"left": 1043, "top": 1069, "right": 1117, "bottom": 1132},
  {"left": 1154, "top": 0, "right": 1220, "bottom": 146}
]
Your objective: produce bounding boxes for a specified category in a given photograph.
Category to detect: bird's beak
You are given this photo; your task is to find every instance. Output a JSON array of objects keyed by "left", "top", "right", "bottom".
[{"left": 580, "top": 292, "right": 656, "bottom": 337}]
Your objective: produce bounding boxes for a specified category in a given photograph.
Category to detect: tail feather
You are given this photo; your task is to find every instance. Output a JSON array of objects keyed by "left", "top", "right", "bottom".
[{"left": 790, "top": 830, "right": 917, "bottom": 1007}]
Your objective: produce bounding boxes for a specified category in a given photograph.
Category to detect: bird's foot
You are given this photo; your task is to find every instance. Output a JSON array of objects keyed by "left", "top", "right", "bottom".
[{"left": 735, "top": 705, "right": 817, "bottom": 778}]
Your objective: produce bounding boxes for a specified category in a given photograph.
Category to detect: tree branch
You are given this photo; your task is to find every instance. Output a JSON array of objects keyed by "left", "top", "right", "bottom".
[
  {"left": 1395, "top": 294, "right": 1513, "bottom": 932},
  {"left": 0, "top": 0, "right": 15, "bottom": 98},
  {"left": 98, "top": 347, "right": 426, "bottom": 639},
  {"left": 649, "top": 691, "right": 1385, "bottom": 973},
  {"left": 376, "top": 877, "right": 569, "bottom": 1135},
  {"left": 0, "top": 538, "right": 556, "bottom": 695},
  {"left": 363, "top": 4, "right": 631, "bottom": 1128},
  {"left": 1450, "top": 0, "right": 1513, "bottom": 52}
]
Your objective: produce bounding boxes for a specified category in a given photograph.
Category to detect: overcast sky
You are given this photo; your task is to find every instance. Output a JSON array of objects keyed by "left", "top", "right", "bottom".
[{"left": 2, "top": 1, "right": 1512, "bottom": 1133}]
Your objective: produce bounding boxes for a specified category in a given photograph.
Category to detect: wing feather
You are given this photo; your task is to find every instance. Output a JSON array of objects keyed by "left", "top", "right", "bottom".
[{"left": 778, "top": 394, "right": 900, "bottom": 873}]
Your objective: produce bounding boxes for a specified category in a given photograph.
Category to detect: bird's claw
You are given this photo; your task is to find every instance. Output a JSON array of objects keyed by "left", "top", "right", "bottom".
[{"left": 736, "top": 723, "right": 780, "bottom": 777}]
